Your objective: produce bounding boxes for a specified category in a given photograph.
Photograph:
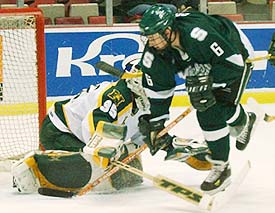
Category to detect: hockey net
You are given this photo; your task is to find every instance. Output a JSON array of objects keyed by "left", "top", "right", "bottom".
[{"left": 0, "top": 8, "right": 46, "bottom": 166}]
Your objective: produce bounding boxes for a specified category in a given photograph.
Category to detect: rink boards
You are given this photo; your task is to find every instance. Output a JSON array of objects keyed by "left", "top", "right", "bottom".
[{"left": 44, "top": 23, "right": 275, "bottom": 105}]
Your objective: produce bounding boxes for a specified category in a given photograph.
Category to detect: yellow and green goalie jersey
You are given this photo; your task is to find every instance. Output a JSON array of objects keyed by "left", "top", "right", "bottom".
[{"left": 48, "top": 79, "right": 143, "bottom": 145}]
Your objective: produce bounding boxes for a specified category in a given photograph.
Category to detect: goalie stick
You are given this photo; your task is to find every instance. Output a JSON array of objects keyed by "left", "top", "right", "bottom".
[
  {"left": 38, "top": 150, "right": 251, "bottom": 211},
  {"left": 38, "top": 106, "right": 194, "bottom": 198}
]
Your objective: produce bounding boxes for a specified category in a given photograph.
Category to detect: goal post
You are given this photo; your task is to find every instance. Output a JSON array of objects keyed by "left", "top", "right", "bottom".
[{"left": 0, "top": 7, "right": 46, "bottom": 161}]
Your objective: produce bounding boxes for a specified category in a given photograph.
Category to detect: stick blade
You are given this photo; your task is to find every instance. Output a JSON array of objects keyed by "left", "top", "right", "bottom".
[
  {"left": 154, "top": 175, "right": 213, "bottom": 210},
  {"left": 210, "top": 160, "right": 251, "bottom": 211},
  {"left": 95, "top": 61, "right": 123, "bottom": 78}
]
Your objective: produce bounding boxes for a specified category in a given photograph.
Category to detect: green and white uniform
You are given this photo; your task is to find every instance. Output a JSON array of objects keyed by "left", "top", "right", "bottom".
[
  {"left": 140, "top": 11, "right": 254, "bottom": 161},
  {"left": 40, "top": 80, "right": 144, "bottom": 151}
]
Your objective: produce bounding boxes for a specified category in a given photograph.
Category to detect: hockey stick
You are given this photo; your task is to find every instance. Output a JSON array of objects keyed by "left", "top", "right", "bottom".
[
  {"left": 96, "top": 60, "right": 275, "bottom": 123},
  {"left": 111, "top": 160, "right": 213, "bottom": 210},
  {"left": 246, "top": 54, "right": 275, "bottom": 63},
  {"left": 264, "top": 113, "right": 275, "bottom": 122},
  {"left": 96, "top": 53, "right": 275, "bottom": 80},
  {"left": 95, "top": 61, "right": 142, "bottom": 79},
  {"left": 76, "top": 106, "right": 193, "bottom": 196},
  {"left": 38, "top": 106, "right": 194, "bottom": 198},
  {"left": 247, "top": 32, "right": 274, "bottom": 64},
  {"left": 210, "top": 160, "right": 251, "bottom": 211},
  {"left": 96, "top": 61, "right": 275, "bottom": 124}
]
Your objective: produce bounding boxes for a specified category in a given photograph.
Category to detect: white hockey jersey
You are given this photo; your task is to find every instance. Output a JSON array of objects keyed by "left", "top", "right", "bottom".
[{"left": 48, "top": 80, "right": 146, "bottom": 144}]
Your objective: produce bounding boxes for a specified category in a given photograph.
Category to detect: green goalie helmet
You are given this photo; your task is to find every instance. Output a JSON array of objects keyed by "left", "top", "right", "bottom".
[{"left": 139, "top": 5, "right": 175, "bottom": 36}]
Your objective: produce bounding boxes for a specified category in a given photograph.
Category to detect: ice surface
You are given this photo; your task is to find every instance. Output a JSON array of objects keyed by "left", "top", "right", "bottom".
[{"left": 1, "top": 104, "right": 275, "bottom": 213}]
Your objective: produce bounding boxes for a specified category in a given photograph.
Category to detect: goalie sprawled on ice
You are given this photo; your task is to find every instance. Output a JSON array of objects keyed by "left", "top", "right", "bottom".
[{"left": 11, "top": 63, "right": 209, "bottom": 195}]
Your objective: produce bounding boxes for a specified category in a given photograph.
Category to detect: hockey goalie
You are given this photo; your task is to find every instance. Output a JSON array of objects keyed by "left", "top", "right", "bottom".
[
  {"left": 11, "top": 62, "right": 210, "bottom": 195},
  {"left": 11, "top": 124, "right": 145, "bottom": 194}
]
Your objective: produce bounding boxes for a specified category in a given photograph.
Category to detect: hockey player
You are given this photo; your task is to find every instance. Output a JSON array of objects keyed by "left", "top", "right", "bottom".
[
  {"left": 11, "top": 63, "right": 209, "bottom": 195},
  {"left": 137, "top": 5, "right": 262, "bottom": 195}
]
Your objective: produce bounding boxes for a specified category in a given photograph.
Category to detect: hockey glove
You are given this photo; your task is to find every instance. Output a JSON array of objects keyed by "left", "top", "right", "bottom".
[
  {"left": 268, "top": 33, "right": 275, "bottom": 66},
  {"left": 165, "top": 137, "right": 209, "bottom": 162},
  {"left": 186, "top": 75, "right": 216, "bottom": 111},
  {"left": 165, "top": 137, "right": 211, "bottom": 170},
  {"left": 138, "top": 115, "right": 172, "bottom": 155}
]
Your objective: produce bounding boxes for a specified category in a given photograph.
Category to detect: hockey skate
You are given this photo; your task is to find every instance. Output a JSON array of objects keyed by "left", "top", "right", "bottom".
[
  {"left": 236, "top": 112, "right": 256, "bottom": 150},
  {"left": 200, "top": 155, "right": 231, "bottom": 195}
]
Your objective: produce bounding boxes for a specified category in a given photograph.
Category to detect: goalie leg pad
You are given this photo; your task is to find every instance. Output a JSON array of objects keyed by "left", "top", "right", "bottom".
[
  {"left": 34, "top": 151, "right": 91, "bottom": 189},
  {"left": 12, "top": 150, "right": 92, "bottom": 194}
]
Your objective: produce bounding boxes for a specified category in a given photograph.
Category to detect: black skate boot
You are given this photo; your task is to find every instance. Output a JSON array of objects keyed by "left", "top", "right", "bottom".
[
  {"left": 200, "top": 156, "right": 231, "bottom": 195},
  {"left": 236, "top": 112, "right": 256, "bottom": 151}
]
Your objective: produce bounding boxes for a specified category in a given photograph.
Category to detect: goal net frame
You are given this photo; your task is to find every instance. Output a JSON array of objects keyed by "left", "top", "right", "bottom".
[{"left": 0, "top": 7, "right": 46, "bottom": 162}]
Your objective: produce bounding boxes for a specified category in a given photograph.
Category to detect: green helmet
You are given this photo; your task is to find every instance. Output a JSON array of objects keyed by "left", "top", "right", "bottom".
[{"left": 139, "top": 5, "right": 175, "bottom": 36}]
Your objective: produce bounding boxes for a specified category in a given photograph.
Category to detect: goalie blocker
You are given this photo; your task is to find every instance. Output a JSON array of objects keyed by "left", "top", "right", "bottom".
[{"left": 11, "top": 149, "right": 143, "bottom": 194}]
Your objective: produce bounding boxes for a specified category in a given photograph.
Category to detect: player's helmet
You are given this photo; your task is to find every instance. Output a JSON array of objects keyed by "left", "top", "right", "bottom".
[{"left": 139, "top": 5, "right": 175, "bottom": 36}]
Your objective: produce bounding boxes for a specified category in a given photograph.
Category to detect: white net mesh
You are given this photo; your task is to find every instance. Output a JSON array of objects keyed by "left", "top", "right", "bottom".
[{"left": 0, "top": 13, "right": 42, "bottom": 160}]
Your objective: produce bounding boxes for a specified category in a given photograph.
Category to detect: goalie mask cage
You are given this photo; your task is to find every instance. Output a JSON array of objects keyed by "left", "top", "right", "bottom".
[{"left": 0, "top": 8, "right": 46, "bottom": 161}]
